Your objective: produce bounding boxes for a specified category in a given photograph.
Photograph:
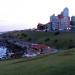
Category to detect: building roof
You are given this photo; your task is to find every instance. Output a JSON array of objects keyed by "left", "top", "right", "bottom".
[{"left": 31, "top": 44, "right": 48, "bottom": 49}]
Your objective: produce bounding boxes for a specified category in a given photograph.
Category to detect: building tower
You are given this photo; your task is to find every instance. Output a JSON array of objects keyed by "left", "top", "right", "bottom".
[{"left": 63, "top": 7, "right": 69, "bottom": 17}]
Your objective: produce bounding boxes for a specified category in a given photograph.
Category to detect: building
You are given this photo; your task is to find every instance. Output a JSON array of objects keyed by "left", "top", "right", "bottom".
[
  {"left": 58, "top": 13, "right": 70, "bottom": 30},
  {"left": 37, "top": 23, "right": 47, "bottom": 31},
  {"left": 37, "top": 7, "right": 71, "bottom": 32},
  {"left": 71, "top": 16, "right": 75, "bottom": 30},
  {"left": 37, "top": 22, "right": 53, "bottom": 32},
  {"left": 46, "top": 22, "right": 52, "bottom": 31},
  {"left": 71, "top": 16, "right": 75, "bottom": 21},
  {"left": 50, "top": 7, "right": 71, "bottom": 31},
  {"left": 50, "top": 14, "right": 59, "bottom": 31},
  {"left": 63, "top": 7, "right": 69, "bottom": 17}
]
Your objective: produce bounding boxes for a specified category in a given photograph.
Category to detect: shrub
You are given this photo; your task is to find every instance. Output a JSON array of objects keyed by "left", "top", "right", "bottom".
[
  {"left": 54, "top": 39, "right": 58, "bottom": 43},
  {"left": 54, "top": 31, "right": 60, "bottom": 35},
  {"left": 21, "top": 33, "right": 28, "bottom": 37},
  {"left": 27, "top": 37, "right": 32, "bottom": 41},
  {"left": 44, "top": 38, "right": 50, "bottom": 42}
]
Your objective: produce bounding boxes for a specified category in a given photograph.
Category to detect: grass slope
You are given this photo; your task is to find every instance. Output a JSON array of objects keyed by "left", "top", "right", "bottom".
[
  {"left": 6, "top": 31, "right": 75, "bottom": 49},
  {"left": 0, "top": 48, "right": 75, "bottom": 75}
]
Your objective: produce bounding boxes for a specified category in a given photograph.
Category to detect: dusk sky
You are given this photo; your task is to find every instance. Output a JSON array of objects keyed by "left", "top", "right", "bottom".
[{"left": 0, "top": 0, "right": 74, "bottom": 32}]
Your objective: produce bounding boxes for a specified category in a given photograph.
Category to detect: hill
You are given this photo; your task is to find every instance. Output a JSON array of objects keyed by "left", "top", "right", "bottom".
[
  {"left": 3, "top": 30, "right": 75, "bottom": 49},
  {"left": 0, "top": 48, "right": 75, "bottom": 75}
]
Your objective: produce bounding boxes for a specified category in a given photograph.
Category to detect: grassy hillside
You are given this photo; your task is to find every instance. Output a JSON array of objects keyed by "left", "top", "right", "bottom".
[
  {"left": 5, "top": 30, "right": 75, "bottom": 49},
  {"left": 0, "top": 48, "right": 75, "bottom": 75}
]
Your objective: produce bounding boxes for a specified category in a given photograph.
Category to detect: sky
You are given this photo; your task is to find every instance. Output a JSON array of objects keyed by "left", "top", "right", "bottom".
[{"left": 0, "top": 0, "right": 75, "bottom": 32}]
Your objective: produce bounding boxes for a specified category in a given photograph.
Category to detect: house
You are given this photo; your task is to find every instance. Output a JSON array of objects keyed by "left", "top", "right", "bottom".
[
  {"left": 22, "top": 43, "right": 53, "bottom": 57},
  {"left": 31, "top": 44, "right": 49, "bottom": 54},
  {"left": 37, "top": 23, "right": 48, "bottom": 31}
]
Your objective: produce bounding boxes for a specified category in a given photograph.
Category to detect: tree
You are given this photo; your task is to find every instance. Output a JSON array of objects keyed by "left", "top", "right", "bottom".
[
  {"left": 21, "top": 33, "right": 28, "bottom": 37},
  {"left": 54, "top": 31, "right": 60, "bottom": 36},
  {"left": 27, "top": 37, "right": 32, "bottom": 41},
  {"left": 54, "top": 39, "right": 58, "bottom": 43}
]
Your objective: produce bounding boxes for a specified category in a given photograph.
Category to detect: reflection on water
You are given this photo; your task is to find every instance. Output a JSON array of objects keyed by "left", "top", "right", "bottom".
[{"left": 0, "top": 46, "right": 7, "bottom": 59}]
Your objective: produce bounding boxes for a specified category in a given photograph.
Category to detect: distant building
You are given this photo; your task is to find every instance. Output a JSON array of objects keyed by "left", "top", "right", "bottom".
[
  {"left": 71, "top": 16, "right": 75, "bottom": 30},
  {"left": 50, "top": 14, "right": 59, "bottom": 31},
  {"left": 46, "top": 22, "right": 52, "bottom": 31},
  {"left": 58, "top": 14, "right": 70, "bottom": 30},
  {"left": 37, "top": 7, "right": 71, "bottom": 32},
  {"left": 50, "top": 7, "right": 71, "bottom": 31},
  {"left": 63, "top": 7, "right": 69, "bottom": 17},
  {"left": 71, "top": 16, "right": 75, "bottom": 24},
  {"left": 37, "top": 23, "right": 47, "bottom": 31}
]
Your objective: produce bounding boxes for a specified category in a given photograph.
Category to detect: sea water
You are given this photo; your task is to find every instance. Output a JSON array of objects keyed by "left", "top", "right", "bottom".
[{"left": 0, "top": 46, "right": 7, "bottom": 59}]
